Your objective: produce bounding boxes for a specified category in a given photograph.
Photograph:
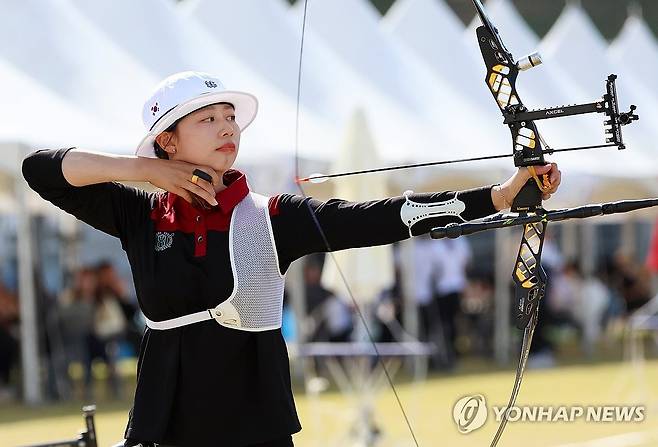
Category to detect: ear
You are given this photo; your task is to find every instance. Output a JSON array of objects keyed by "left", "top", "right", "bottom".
[{"left": 155, "top": 131, "right": 177, "bottom": 154}]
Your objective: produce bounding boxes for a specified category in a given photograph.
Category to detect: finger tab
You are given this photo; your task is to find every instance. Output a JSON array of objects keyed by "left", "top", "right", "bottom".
[{"left": 192, "top": 169, "right": 213, "bottom": 184}]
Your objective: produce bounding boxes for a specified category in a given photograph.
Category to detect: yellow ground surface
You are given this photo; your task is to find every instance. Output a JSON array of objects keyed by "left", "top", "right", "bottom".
[{"left": 1, "top": 359, "right": 657, "bottom": 447}]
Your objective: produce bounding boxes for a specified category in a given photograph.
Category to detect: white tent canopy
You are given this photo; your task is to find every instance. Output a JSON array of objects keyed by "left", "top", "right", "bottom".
[
  {"left": 0, "top": 59, "right": 128, "bottom": 153},
  {"left": 181, "top": 0, "right": 333, "bottom": 119},
  {"left": 383, "top": 0, "right": 501, "bottom": 112},
  {"left": 383, "top": 0, "right": 518, "bottom": 173},
  {"left": 288, "top": 0, "right": 504, "bottom": 161},
  {"left": 0, "top": 0, "right": 655, "bottom": 182},
  {"left": 0, "top": 0, "right": 157, "bottom": 149},
  {"left": 0, "top": 57, "right": 130, "bottom": 211},
  {"left": 609, "top": 12, "right": 658, "bottom": 100},
  {"left": 69, "top": 0, "right": 337, "bottom": 163},
  {"left": 182, "top": 0, "right": 443, "bottom": 169}
]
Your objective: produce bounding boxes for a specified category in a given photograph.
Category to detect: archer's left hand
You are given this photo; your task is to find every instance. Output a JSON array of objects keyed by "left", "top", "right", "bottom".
[{"left": 493, "top": 163, "right": 561, "bottom": 210}]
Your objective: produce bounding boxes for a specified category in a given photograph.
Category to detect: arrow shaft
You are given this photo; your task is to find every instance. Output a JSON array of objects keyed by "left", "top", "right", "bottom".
[{"left": 297, "top": 143, "right": 621, "bottom": 183}]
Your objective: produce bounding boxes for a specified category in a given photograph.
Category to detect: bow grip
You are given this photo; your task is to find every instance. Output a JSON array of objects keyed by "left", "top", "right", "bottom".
[{"left": 511, "top": 179, "right": 543, "bottom": 212}]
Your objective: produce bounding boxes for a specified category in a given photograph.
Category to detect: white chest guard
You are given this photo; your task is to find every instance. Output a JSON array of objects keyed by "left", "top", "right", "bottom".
[{"left": 144, "top": 192, "right": 285, "bottom": 332}]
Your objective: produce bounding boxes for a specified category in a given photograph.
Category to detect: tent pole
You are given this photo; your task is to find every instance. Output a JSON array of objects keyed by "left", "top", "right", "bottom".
[{"left": 15, "top": 143, "right": 42, "bottom": 404}]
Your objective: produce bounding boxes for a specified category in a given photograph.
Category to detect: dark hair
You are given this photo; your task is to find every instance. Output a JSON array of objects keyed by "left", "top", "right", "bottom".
[{"left": 154, "top": 120, "right": 180, "bottom": 159}]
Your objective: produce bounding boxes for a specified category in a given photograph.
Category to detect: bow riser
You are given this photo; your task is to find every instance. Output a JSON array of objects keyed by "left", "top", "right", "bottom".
[
  {"left": 513, "top": 222, "right": 547, "bottom": 330},
  {"left": 476, "top": 24, "right": 546, "bottom": 214}
]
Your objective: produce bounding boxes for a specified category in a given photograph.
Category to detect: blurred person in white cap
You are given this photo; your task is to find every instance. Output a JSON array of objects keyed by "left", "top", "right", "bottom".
[{"left": 22, "top": 71, "right": 561, "bottom": 446}]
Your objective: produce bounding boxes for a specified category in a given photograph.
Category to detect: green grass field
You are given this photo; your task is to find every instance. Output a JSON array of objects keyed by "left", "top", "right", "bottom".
[{"left": 1, "top": 359, "right": 658, "bottom": 447}]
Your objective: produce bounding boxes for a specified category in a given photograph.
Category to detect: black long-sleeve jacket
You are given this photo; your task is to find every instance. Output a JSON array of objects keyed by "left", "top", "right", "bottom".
[{"left": 22, "top": 147, "right": 497, "bottom": 446}]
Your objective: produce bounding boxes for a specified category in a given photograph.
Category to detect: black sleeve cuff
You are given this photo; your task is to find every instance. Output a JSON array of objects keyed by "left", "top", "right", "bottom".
[
  {"left": 456, "top": 185, "right": 498, "bottom": 220},
  {"left": 406, "top": 186, "right": 497, "bottom": 236},
  {"left": 22, "top": 147, "right": 77, "bottom": 193}
]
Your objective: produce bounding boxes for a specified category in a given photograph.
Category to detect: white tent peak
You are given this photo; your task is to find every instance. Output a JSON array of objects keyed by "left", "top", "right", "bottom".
[
  {"left": 628, "top": 2, "right": 643, "bottom": 19},
  {"left": 383, "top": 0, "right": 508, "bottom": 116},
  {"left": 290, "top": 0, "right": 416, "bottom": 109},
  {"left": 0, "top": 0, "right": 155, "bottom": 137},
  {"left": 184, "top": 0, "right": 451, "bottom": 166},
  {"left": 540, "top": 0, "right": 658, "bottom": 155},
  {"left": 323, "top": 107, "right": 393, "bottom": 304},
  {"left": 466, "top": 0, "right": 539, "bottom": 57},
  {"left": 463, "top": 0, "right": 589, "bottom": 111},
  {"left": 0, "top": 58, "right": 127, "bottom": 152},
  {"left": 291, "top": 0, "right": 510, "bottom": 162},
  {"left": 542, "top": 2, "right": 608, "bottom": 58},
  {"left": 612, "top": 13, "right": 658, "bottom": 52},
  {"left": 385, "top": 0, "right": 465, "bottom": 39},
  {"left": 183, "top": 0, "right": 336, "bottom": 118},
  {"left": 609, "top": 12, "right": 658, "bottom": 98},
  {"left": 70, "top": 0, "right": 267, "bottom": 91},
  {"left": 334, "top": 108, "right": 380, "bottom": 173},
  {"left": 69, "top": 0, "right": 340, "bottom": 161}
]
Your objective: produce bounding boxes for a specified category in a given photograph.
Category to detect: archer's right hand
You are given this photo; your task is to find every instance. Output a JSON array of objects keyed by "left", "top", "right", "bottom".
[{"left": 141, "top": 158, "right": 220, "bottom": 207}]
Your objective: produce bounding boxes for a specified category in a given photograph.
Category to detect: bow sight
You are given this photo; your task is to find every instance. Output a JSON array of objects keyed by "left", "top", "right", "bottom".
[{"left": 502, "top": 75, "right": 638, "bottom": 149}]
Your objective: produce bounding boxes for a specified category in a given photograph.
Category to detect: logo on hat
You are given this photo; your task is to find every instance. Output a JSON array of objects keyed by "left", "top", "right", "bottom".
[
  {"left": 151, "top": 102, "right": 160, "bottom": 116},
  {"left": 204, "top": 80, "right": 218, "bottom": 88}
]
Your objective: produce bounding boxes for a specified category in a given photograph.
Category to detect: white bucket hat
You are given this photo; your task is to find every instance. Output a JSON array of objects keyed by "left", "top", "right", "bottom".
[{"left": 135, "top": 71, "right": 258, "bottom": 158}]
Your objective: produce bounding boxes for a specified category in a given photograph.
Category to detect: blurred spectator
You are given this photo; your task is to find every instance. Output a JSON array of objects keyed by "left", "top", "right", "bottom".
[
  {"left": 460, "top": 274, "right": 494, "bottom": 357},
  {"left": 549, "top": 260, "right": 579, "bottom": 318},
  {"left": 552, "top": 261, "right": 610, "bottom": 357},
  {"left": 96, "top": 260, "right": 140, "bottom": 354},
  {"left": 432, "top": 238, "right": 471, "bottom": 369},
  {"left": 0, "top": 281, "right": 18, "bottom": 402},
  {"left": 645, "top": 218, "right": 658, "bottom": 292},
  {"left": 411, "top": 236, "right": 440, "bottom": 344},
  {"left": 374, "top": 265, "right": 404, "bottom": 343},
  {"left": 56, "top": 266, "right": 97, "bottom": 399},
  {"left": 575, "top": 270, "right": 610, "bottom": 357},
  {"left": 607, "top": 252, "right": 651, "bottom": 313},
  {"left": 303, "top": 258, "right": 333, "bottom": 341},
  {"left": 303, "top": 258, "right": 354, "bottom": 342},
  {"left": 324, "top": 295, "right": 353, "bottom": 343},
  {"left": 85, "top": 261, "right": 131, "bottom": 399}
]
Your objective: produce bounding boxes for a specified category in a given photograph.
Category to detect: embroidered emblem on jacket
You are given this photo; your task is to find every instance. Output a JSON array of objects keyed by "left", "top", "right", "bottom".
[{"left": 155, "top": 232, "right": 174, "bottom": 252}]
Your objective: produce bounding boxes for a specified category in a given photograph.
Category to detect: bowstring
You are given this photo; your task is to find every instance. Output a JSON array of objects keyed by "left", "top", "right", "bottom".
[{"left": 293, "top": 1, "right": 420, "bottom": 445}]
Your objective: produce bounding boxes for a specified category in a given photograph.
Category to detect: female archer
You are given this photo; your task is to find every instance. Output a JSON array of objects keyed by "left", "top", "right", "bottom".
[{"left": 22, "top": 71, "right": 560, "bottom": 447}]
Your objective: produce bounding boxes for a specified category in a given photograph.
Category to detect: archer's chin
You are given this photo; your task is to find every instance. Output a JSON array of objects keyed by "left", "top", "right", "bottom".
[{"left": 209, "top": 152, "right": 238, "bottom": 171}]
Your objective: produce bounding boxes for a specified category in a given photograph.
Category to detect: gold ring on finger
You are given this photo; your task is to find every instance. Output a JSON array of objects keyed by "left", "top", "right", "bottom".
[{"left": 191, "top": 174, "right": 200, "bottom": 185}]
